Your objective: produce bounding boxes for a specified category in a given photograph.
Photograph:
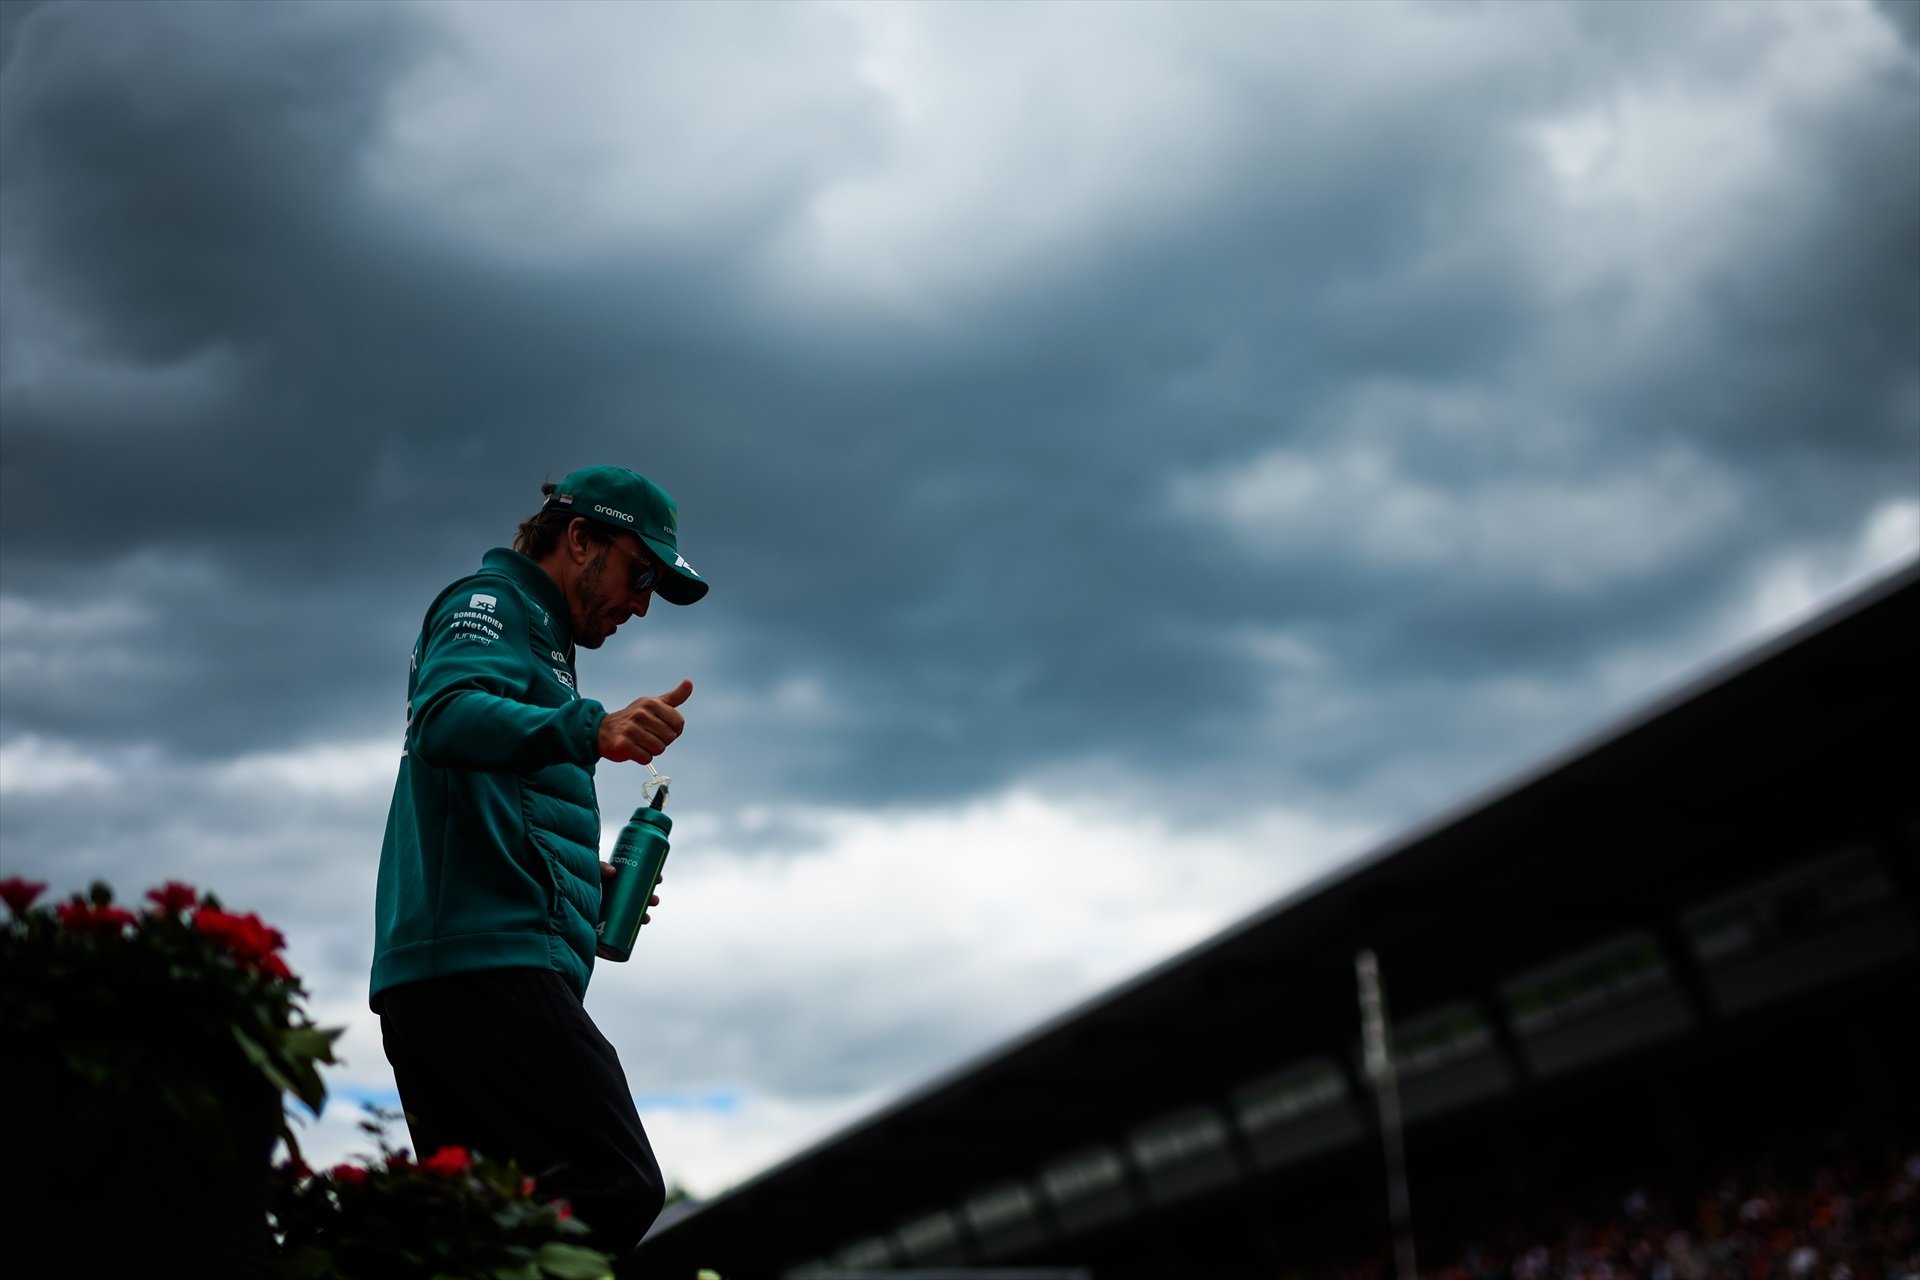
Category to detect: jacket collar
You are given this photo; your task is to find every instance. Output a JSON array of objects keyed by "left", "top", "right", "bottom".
[{"left": 481, "top": 547, "right": 573, "bottom": 643}]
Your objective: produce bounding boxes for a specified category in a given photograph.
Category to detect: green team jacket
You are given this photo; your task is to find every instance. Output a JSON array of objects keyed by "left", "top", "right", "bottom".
[{"left": 371, "top": 548, "right": 608, "bottom": 1009}]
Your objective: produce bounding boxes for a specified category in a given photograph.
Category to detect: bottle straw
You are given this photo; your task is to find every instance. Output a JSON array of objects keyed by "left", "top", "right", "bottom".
[{"left": 644, "top": 762, "right": 671, "bottom": 811}]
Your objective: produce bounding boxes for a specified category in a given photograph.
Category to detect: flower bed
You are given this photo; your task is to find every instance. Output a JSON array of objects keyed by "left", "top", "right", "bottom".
[
  {"left": 274, "top": 1112, "right": 615, "bottom": 1279},
  {"left": 0, "top": 876, "right": 337, "bottom": 1143},
  {"left": 0, "top": 877, "right": 618, "bottom": 1279}
]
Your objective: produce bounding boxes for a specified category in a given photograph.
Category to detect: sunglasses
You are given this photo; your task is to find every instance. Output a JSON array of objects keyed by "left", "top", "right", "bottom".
[{"left": 608, "top": 538, "right": 659, "bottom": 595}]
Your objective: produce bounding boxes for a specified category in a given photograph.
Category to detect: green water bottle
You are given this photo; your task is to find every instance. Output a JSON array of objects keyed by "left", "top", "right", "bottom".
[{"left": 596, "top": 769, "right": 672, "bottom": 963}]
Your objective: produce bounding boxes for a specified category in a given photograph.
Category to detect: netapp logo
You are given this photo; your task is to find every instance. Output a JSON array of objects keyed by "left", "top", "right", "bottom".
[{"left": 594, "top": 505, "right": 634, "bottom": 523}]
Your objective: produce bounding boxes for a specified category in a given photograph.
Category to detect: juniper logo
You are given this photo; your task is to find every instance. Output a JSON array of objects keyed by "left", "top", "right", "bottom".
[
  {"left": 470, "top": 593, "right": 497, "bottom": 611},
  {"left": 594, "top": 504, "right": 634, "bottom": 523}
]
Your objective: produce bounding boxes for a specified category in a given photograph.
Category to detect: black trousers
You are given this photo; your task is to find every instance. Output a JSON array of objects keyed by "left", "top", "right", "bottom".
[{"left": 379, "top": 968, "right": 665, "bottom": 1269}]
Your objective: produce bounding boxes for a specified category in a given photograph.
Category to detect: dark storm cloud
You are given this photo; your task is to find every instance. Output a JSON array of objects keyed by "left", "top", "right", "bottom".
[
  {"left": 0, "top": 0, "right": 767, "bottom": 753},
  {"left": 2, "top": 0, "right": 1916, "bottom": 839},
  {"left": 1876, "top": 0, "right": 1920, "bottom": 50}
]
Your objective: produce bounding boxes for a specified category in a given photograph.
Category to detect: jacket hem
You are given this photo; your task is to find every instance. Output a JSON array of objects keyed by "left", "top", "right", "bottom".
[{"left": 372, "top": 932, "right": 590, "bottom": 1009}]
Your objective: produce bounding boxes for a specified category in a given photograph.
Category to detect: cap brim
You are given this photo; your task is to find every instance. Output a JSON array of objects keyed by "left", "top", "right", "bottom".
[{"left": 642, "top": 536, "right": 709, "bottom": 606}]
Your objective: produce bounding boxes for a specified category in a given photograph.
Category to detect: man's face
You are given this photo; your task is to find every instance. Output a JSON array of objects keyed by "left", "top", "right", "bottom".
[{"left": 570, "top": 533, "right": 656, "bottom": 649}]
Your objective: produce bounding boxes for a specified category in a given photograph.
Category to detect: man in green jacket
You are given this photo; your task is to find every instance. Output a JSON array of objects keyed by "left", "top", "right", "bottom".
[{"left": 372, "top": 465, "right": 709, "bottom": 1267}]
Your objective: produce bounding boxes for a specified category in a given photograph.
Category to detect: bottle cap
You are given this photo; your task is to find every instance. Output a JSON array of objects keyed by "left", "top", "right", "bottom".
[{"left": 625, "top": 806, "right": 673, "bottom": 834}]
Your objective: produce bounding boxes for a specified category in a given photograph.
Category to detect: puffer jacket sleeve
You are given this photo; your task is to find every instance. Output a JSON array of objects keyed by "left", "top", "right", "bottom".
[{"left": 407, "top": 578, "right": 606, "bottom": 771}]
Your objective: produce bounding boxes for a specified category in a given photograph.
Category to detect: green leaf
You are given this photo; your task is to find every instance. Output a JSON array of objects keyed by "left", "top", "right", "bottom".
[
  {"left": 283, "top": 1055, "right": 330, "bottom": 1114},
  {"left": 231, "top": 1024, "right": 298, "bottom": 1096},
  {"left": 283, "top": 1024, "right": 345, "bottom": 1062},
  {"left": 533, "top": 1242, "right": 616, "bottom": 1279}
]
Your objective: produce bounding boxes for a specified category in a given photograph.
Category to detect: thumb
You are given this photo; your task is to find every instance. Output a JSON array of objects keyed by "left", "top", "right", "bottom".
[{"left": 658, "top": 678, "right": 694, "bottom": 707}]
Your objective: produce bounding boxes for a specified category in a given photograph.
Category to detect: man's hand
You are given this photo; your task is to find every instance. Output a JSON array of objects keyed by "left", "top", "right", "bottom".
[{"left": 597, "top": 679, "right": 693, "bottom": 764}]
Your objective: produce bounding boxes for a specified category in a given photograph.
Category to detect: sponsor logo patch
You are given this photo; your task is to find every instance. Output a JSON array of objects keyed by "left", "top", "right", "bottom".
[
  {"left": 470, "top": 593, "right": 497, "bottom": 612},
  {"left": 594, "top": 504, "right": 635, "bottom": 523}
]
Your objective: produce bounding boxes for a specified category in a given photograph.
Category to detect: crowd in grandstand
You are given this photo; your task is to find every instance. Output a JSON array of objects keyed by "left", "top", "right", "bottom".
[{"left": 1320, "top": 1132, "right": 1918, "bottom": 1280}]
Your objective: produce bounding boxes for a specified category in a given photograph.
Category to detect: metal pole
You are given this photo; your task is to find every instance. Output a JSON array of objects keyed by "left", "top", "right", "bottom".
[{"left": 1357, "top": 949, "right": 1416, "bottom": 1280}]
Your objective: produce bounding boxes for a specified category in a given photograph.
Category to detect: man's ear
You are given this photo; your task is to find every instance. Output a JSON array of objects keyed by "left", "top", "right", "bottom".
[{"left": 566, "top": 518, "right": 596, "bottom": 565}]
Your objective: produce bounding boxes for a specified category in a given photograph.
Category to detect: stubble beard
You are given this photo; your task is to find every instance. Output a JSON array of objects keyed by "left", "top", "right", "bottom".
[{"left": 571, "top": 550, "right": 614, "bottom": 649}]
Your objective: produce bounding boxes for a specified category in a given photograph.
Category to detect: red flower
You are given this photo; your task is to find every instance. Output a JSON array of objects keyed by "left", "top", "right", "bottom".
[
  {"left": 55, "top": 901, "right": 137, "bottom": 933},
  {"left": 144, "top": 881, "right": 199, "bottom": 915},
  {"left": 421, "top": 1145, "right": 473, "bottom": 1176},
  {"left": 330, "top": 1164, "right": 368, "bottom": 1186},
  {"left": 0, "top": 878, "right": 46, "bottom": 916},
  {"left": 522, "top": 1176, "right": 538, "bottom": 1196},
  {"left": 194, "top": 907, "right": 288, "bottom": 970},
  {"left": 259, "top": 952, "right": 294, "bottom": 981},
  {"left": 554, "top": 1200, "right": 573, "bottom": 1221}
]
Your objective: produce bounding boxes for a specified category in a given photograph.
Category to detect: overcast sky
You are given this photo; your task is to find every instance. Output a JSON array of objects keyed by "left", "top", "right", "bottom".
[{"left": 3, "top": 0, "right": 1917, "bottom": 1198}]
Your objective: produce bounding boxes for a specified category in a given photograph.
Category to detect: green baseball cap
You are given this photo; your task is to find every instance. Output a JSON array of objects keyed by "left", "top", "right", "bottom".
[{"left": 544, "top": 466, "right": 709, "bottom": 605}]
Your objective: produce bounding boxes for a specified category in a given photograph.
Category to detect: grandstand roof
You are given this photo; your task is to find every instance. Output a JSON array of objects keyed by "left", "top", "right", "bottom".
[{"left": 638, "top": 561, "right": 1920, "bottom": 1276}]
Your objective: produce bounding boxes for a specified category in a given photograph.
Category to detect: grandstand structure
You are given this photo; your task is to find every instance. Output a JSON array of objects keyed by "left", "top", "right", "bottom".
[{"left": 636, "top": 562, "right": 1920, "bottom": 1279}]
